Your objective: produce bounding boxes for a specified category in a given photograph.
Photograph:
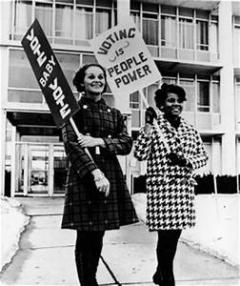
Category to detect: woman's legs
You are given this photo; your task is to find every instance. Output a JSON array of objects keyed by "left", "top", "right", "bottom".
[
  {"left": 153, "top": 229, "right": 182, "bottom": 286},
  {"left": 75, "top": 231, "right": 105, "bottom": 286}
]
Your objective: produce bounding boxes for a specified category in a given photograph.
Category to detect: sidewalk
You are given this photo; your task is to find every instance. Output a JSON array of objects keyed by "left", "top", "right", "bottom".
[{"left": 0, "top": 196, "right": 239, "bottom": 286}]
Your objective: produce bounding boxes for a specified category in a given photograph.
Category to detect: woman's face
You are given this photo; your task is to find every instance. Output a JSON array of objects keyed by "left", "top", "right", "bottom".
[
  {"left": 83, "top": 66, "right": 106, "bottom": 97},
  {"left": 162, "top": 92, "right": 183, "bottom": 117}
]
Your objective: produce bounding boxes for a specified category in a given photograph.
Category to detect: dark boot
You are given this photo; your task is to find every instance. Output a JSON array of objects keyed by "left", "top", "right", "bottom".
[
  {"left": 75, "top": 231, "right": 104, "bottom": 286},
  {"left": 152, "top": 267, "right": 163, "bottom": 285},
  {"left": 154, "top": 230, "right": 182, "bottom": 286}
]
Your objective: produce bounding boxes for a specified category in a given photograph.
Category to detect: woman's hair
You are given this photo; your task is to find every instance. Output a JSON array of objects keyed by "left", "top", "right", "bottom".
[
  {"left": 154, "top": 83, "right": 186, "bottom": 109},
  {"left": 73, "top": 63, "right": 107, "bottom": 93}
]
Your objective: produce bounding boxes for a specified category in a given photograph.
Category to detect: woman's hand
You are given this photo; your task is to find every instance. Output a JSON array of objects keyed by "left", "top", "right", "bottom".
[
  {"left": 167, "top": 153, "right": 192, "bottom": 169},
  {"left": 143, "top": 123, "right": 153, "bottom": 137},
  {"left": 78, "top": 135, "right": 104, "bottom": 148},
  {"left": 91, "top": 169, "right": 110, "bottom": 197},
  {"left": 145, "top": 107, "right": 157, "bottom": 124}
]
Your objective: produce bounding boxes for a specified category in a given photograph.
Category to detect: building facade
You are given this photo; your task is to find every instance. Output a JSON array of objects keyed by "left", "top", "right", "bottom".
[{"left": 0, "top": 0, "right": 240, "bottom": 197}]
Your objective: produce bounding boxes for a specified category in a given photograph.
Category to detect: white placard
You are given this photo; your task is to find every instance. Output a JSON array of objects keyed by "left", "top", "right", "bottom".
[{"left": 90, "top": 18, "right": 161, "bottom": 97}]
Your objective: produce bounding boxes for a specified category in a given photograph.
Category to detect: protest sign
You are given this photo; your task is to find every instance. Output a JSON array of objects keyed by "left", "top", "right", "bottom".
[
  {"left": 90, "top": 18, "right": 161, "bottom": 97},
  {"left": 21, "top": 19, "right": 79, "bottom": 128}
]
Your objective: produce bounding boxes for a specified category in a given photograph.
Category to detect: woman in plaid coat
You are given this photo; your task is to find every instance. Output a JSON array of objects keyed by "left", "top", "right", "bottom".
[
  {"left": 61, "top": 63, "right": 138, "bottom": 286},
  {"left": 134, "top": 83, "right": 208, "bottom": 286}
]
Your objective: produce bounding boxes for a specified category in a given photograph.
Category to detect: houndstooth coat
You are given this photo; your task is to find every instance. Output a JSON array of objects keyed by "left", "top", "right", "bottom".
[
  {"left": 134, "top": 114, "right": 208, "bottom": 231},
  {"left": 61, "top": 97, "right": 138, "bottom": 231}
]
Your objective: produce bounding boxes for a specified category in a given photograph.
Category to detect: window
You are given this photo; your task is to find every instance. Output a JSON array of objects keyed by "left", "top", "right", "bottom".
[
  {"left": 131, "top": 12, "right": 141, "bottom": 31},
  {"left": 130, "top": 92, "right": 140, "bottom": 109},
  {"left": 197, "top": 82, "right": 210, "bottom": 112},
  {"left": 75, "top": 7, "right": 93, "bottom": 41},
  {"left": 35, "top": 1, "right": 53, "bottom": 38},
  {"left": 209, "top": 21, "right": 218, "bottom": 57},
  {"left": 180, "top": 79, "right": 195, "bottom": 112},
  {"left": 95, "top": 8, "right": 111, "bottom": 36},
  {"left": 233, "top": 25, "right": 240, "bottom": 66},
  {"left": 161, "top": 16, "right": 177, "bottom": 47},
  {"left": 55, "top": 53, "right": 80, "bottom": 91},
  {"left": 197, "top": 20, "right": 209, "bottom": 50},
  {"left": 235, "top": 77, "right": 240, "bottom": 127},
  {"left": 12, "top": 0, "right": 32, "bottom": 40},
  {"left": 179, "top": 18, "right": 194, "bottom": 49},
  {"left": 55, "top": 3, "right": 73, "bottom": 43},
  {"left": 9, "top": 50, "right": 38, "bottom": 89},
  {"left": 145, "top": 84, "right": 158, "bottom": 107},
  {"left": 8, "top": 49, "right": 81, "bottom": 104},
  {"left": 10, "top": 0, "right": 114, "bottom": 46},
  {"left": 212, "top": 82, "right": 220, "bottom": 113},
  {"left": 142, "top": 14, "right": 158, "bottom": 46},
  {"left": 130, "top": 92, "right": 140, "bottom": 128}
]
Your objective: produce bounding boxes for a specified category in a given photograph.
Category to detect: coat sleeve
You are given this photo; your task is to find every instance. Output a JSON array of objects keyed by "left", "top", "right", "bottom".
[
  {"left": 103, "top": 109, "right": 133, "bottom": 155},
  {"left": 187, "top": 130, "right": 208, "bottom": 170},
  {"left": 62, "top": 121, "right": 98, "bottom": 179},
  {"left": 133, "top": 128, "right": 152, "bottom": 161}
]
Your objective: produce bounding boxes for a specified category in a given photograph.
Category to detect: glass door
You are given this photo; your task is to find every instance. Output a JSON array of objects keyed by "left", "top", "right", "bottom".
[
  {"left": 29, "top": 144, "right": 49, "bottom": 195},
  {"left": 53, "top": 144, "right": 67, "bottom": 195}
]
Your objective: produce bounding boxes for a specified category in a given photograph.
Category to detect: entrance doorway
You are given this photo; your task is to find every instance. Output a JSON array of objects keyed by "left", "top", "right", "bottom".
[{"left": 13, "top": 142, "right": 66, "bottom": 197}]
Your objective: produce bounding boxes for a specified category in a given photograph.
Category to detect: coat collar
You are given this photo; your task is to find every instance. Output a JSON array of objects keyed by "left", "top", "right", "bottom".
[
  {"left": 158, "top": 114, "right": 189, "bottom": 134},
  {"left": 79, "top": 96, "right": 106, "bottom": 106}
]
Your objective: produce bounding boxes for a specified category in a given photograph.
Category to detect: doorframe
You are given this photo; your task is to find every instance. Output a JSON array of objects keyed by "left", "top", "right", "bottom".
[{"left": 12, "top": 141, "right": 65, "bottom": 197}]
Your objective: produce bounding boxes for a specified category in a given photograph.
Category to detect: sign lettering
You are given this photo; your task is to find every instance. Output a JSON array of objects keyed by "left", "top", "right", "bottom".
[
  {"left": 21, "top": 19, "right": 79, "bottom": 128},
  {"left": 91, "top": 18, "right": 161, "bottom": 97}
]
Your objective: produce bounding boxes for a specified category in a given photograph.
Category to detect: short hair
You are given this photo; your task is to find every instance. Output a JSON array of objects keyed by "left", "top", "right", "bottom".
[
  {"left": 73, "top": 63, "right": 107, "bottom": 93},
  {"left": 154, "top": 83, "right": 186, "bottom": 109}
]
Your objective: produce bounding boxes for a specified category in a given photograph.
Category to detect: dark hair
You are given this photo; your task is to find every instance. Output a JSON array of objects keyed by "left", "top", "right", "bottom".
[
  {"left": 154, "top": 83, "right": 186, "bottom": 109},
  {"left": 72, "top": 63, "right": 107, "bottom": 93}
]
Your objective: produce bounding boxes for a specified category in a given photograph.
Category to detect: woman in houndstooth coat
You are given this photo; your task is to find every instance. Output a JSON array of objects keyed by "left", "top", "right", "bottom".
[
  {"left": 61, "top": 63, "right": 138, "bottom": 286},
  {"left": 134, "top": 83, "right": 208, "bottom": 286}
]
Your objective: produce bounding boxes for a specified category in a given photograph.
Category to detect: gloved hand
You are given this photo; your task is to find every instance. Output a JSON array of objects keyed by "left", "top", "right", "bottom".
[
  {"left": 145, "top": 107, "right": 157, "bottom": 124},
  {"left": 167, "top": 153, "right": 188, "bottom": 167}
]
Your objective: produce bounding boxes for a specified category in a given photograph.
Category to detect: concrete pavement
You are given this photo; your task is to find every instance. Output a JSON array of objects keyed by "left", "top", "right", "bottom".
[{"left": 0, "top": 197, "right": 239, "bottom": 286}]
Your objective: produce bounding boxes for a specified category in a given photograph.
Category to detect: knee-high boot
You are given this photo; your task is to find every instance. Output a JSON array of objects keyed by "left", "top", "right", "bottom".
[
  {"left": 153, "top": 230, "right": 181, "bottom": 286},
  {"left": 75, "top": 231, "right": 104, "bottom": 286}
]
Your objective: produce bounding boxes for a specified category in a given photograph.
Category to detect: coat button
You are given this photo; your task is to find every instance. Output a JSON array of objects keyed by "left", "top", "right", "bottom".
[
  {"left": 83, "top": 105, "right": 88, "bottom": 109},
  {"left": 108, "top": 135, "right": 112, "bottom": 138}
]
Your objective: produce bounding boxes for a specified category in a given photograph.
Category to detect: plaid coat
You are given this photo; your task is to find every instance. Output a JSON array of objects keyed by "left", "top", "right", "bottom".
[
  {"left": 61, "top": 97, "right": 138, "bottom": 231},
  {"left": 134, "top": 115, "right": 208, "bottom": 231}
]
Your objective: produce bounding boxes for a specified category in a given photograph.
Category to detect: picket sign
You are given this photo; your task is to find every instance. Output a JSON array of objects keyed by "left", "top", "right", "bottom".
[
  {"left": 21, "top": 19, "right": 93, "bottom": 160},
  {"left": 90, "top": 18, "right": 172, "bottom": 152},
  {"left": 90, "top": 18, "right": 161, "bottom": 97}
]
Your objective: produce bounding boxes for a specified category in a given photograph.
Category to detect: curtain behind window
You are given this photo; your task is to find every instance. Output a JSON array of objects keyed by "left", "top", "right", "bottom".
[
  {"left": 233, "top": 26, "right": 240, "bottom": 65},
  {"left": 212, "top": 82, "right": 220, "bottom": 113},
  {"left": 180, "top": 80, "right": 195, "bottom": 112},
  {"left": 209, "top": 22, "right": 218, "bottom": 56},
  {"left": 14, "top": 0, "right": 32, "bottom": 36},
  {"left": 131, "top": 12, "right": 141, "bottom": 31},
  {"left": 56, "top": 4, "right": 73, "bottom": 40},
  {"left": 35, "top": 2, "right": 53, "bottom": 37},
  {"left": 197, "top": 20, "right": 208, "bottom": 50},
  {"left": 75, "top": 7, "right": 93, "bottom": 39},
  {"left": 96, "top": 9, "right": 111, "bottom": 36},
  {"left": 161, "top": 16, "right": 177, "bottom": 47},
  {"left": 179, "top": 18, "right": 194, "bottom": 49},
  {"left": 198, "top": 82, "right": 210, "bottom": 112},
  {"left": 143, "top": 18, "right": 158, "bottom": 45}
]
